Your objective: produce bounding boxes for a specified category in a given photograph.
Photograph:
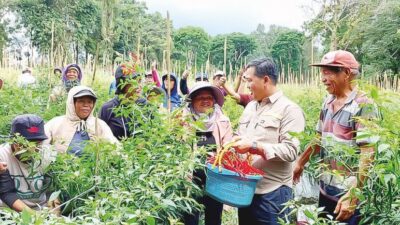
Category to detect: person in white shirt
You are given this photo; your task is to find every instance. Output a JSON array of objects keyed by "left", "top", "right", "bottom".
[{"left": 17, "top": 68, "right": 36, "bottom": 88}]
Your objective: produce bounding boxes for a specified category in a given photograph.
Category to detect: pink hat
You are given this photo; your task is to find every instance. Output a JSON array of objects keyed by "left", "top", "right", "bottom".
[{"left": 310, "top": 50, "right": 359, "bottom": 69}]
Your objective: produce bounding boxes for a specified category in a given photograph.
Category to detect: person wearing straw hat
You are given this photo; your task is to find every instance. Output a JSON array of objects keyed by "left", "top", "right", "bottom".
[
  {"left": 230, "top": 57, "right": 305, "bottom": 225},
  {"left": 293, "top": 50, "right": 379, "bottom": 225},
  {"left": 0, "top": 114, "right": 56, "bottom": 212},
  {"left": 45, "top": 86, "right": 118, "bottom": 155},
  {"left": 182, "top": 82, "right": 233, "bottom": 225}
]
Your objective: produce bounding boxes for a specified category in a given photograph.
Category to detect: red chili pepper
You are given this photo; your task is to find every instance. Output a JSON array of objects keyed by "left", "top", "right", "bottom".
[{"left": 208, "top": 151, "right": 265, "bottom": 176}]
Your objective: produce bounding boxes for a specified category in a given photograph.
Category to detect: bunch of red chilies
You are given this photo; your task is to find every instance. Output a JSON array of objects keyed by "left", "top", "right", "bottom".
[{"left": 207, "top": 151, "right": 265, "bottom": 177}]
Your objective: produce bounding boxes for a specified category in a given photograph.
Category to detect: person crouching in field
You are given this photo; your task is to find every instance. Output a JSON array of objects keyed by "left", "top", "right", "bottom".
[
  {"left": 45, "top": 86, "right": 118, "bottom": 156},
  {"left": 293, "top": 50, "right": 379, "bottom": 225},
  {"left": 182, "top": 82, "right": 233, "bottom": 225},
  {"left": 0, "top": 114, "right": 57, "bottom": 212},
  {"left": 49, "top": 64, "right": 83, "bottom": 102},
  {"left": 100, "top": 64, "right": 148, "bottom": 140}
]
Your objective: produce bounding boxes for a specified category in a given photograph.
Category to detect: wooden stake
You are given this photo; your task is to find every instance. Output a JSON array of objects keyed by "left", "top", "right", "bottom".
[
  {"left": 50, "top": 20, "right": 54, "bottom": 87},
  {"left": 223, "top": 37, "right": 227, "bottom": 74},
  {"left": 166, "top": 11, "right": 172, "bottom": 112},
  {"left": 91, "top": 43, "right": 100, "bottom": 86}
]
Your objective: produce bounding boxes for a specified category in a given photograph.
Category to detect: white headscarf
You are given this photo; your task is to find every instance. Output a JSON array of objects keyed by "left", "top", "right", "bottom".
[{"left": 190, "top": 104, "right": 224, "bottom": 132}]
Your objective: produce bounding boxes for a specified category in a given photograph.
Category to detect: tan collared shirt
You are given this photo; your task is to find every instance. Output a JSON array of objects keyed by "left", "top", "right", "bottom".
[{"left": 238, "top": 90, "right": 305, "bottom": 194}]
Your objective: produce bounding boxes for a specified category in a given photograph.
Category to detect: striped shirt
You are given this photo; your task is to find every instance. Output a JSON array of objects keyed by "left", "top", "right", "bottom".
[{"left": 316, "top": 88, "right": 379, "bottom": 189}]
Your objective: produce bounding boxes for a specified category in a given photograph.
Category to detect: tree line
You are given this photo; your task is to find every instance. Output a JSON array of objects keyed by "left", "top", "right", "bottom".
[{"left": 0, "top": 0, "right": 399, "bottom": 81}]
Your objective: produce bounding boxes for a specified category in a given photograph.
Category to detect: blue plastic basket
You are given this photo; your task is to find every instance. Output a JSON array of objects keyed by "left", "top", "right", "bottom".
[{"left": 205, "top": 163, "right": 262, "bottom": 208}]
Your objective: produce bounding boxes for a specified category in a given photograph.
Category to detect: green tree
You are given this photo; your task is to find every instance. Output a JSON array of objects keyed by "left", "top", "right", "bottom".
[
  {"left": 113, "top": 1, "right": 167, "bottom": 64},
  {"left": 250, "top": 24, "right": 292, "bottom": 58},
  {"left": 357, "top": 0, "right": 400, "bottom": 76},
  {"left": 0, "top": 1, "right": 10, "bottom": 63},
  {"left": 172, "top": 26, "right": 210, "bottom": 67},
  {"left": 210, "top": 33, "right": 256, "bottom": 74},
  {"left": 305, "top": 0, "right": 366, "bottom": 51},
  {"left": 271, "top": 30, "right": 305, "bottom": 76},
  {"left": 14, "top": 0, "right": 101, "bottom": 65}
]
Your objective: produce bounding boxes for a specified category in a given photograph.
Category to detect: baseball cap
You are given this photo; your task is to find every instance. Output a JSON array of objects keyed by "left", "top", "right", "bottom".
[
  {"left": 73, "top": 89, "right": 97, "bottom": 100},
  {"left": 195, "top": 73, "right": 208, "bottom": 81},
  {"left": 145, "top": 70, "right": 153, "bottom": 77},
  {"left": 11, "top": 114, "right": 48, "bottom": 141},
  {"left": 213, "top": 70, "right": 225, "bottom": 78},
  {"left": 310, "top": 50, "right": 359, "bottom": 69},
  {"left": 22, "top": 67, "right": 32, "bottom": 74}
]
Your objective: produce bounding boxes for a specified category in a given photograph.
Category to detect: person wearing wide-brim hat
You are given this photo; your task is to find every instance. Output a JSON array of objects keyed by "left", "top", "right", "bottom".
[
  {"left": 0, "top": 114, "right": 56, "bottom": 212},
  {"left": 183, "top": 82, "right": 233, "bottom": 225}
]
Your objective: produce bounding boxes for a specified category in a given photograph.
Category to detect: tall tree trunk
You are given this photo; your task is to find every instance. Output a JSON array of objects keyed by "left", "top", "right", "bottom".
[
  {"left": 75, "top": 41, "right": 79, "bottom": 64},
  {"left": 92, "top": 43, "right": 100, "bottom": 86}
]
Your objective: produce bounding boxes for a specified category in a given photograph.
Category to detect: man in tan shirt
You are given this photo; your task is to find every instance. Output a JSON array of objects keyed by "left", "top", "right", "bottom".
[{"left": 231, "top": 58, "right": 305, "bottom": 225}]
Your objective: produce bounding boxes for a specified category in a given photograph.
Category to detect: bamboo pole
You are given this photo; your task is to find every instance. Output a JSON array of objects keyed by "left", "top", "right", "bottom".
[
  {"left": 223, "top": 37, "right": 227, "bottom": 75},
  {"left": 137, "top": 35, "right": 141, "bottom": 58},
  {"left": 194, "top": 54, "right": 197, "bottom": 78},
  {"left": 49, "top": 20, "right": 54, "bottom": 86},
  {"left": 91, "top": 43, "right": 100, "bottom": 86},
  {"left": 166, "top": 11, "right": 172, "bottom": 112},
  {"left": 162, "top": 50, "right": 166, "bottom": 73},
  {"left": 311, "top": 36, "right": 314, "bottom": 78}
]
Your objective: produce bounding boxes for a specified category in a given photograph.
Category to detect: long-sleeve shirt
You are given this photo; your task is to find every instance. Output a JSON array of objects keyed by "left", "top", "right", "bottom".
[
  {"left": 180, "top": 78, "right": 189, "bottom": 95},
  {"left": 0, "top": 143, "right": 56, "bottom": 209},
  {"left": 237, "top": 90, "right": 305, "bottom": 194},
  {"left": 152, "top": 69, "right": 161, "bottom": 87},
  {"left": 99, "top": 97, "right": 147, "bottom": 140}
]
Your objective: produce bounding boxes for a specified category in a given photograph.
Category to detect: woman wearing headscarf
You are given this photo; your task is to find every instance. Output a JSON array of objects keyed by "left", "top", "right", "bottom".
[
  {"left": 183, "top": 82, "right": 233, "bottom": 225},
  {"left": 49, "top": 64, "right": 83, "bottom": 102},
  {"left": 161, "top": 73, "right": 182, "bottom": 110},
  {"left": 44, "top": 86, "right": 118, "bottom": 156}
]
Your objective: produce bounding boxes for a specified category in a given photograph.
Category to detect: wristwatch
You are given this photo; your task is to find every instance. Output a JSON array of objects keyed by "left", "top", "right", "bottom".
[{"left": 251, "top": 141, "right": 258, "bottom": 151}]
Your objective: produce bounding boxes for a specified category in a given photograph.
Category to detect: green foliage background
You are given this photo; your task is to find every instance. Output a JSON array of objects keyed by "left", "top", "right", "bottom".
[{"left": 0, "top": 67, "right": 399, "bottom": 224}]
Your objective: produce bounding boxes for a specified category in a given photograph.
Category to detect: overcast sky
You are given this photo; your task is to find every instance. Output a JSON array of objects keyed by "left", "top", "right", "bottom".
[{"left": 142, "top": 0, "right": 318, "bottom": 35}]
